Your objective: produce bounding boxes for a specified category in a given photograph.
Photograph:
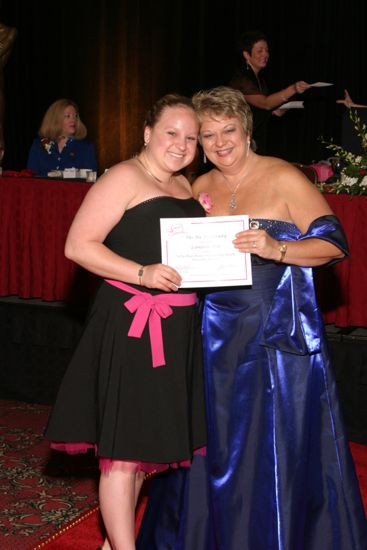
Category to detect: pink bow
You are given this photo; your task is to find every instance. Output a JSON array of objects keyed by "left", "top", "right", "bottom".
[
  {"left": 125, "top": 293, "right": 173, "bottom": 367},
  {"left": 105, "top": 279, "right": 197, "bottom": 367}
]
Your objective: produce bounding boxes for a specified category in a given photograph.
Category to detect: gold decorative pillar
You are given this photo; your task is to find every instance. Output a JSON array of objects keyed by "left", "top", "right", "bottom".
[{"left": 0, "top": 23, "right": 17, "bottom": 162}]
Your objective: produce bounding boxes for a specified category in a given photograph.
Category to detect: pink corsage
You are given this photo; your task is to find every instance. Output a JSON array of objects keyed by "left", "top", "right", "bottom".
[{"left": 198, "top": 191, "right": 214, "bottom": 213}]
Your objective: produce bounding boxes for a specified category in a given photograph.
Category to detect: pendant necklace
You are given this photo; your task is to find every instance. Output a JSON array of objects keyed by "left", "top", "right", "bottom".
[
  {"left": 221, "top": 171, "right": 247, "bottom": 211},
  {"left": 219, "top": 142, "right": 251, "bottom": 210},
  {"left": 135, "top": 155, "right": 172, "bottom": 185}
]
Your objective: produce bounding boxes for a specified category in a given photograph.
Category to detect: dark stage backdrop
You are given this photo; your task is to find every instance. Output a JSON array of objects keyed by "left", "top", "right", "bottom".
[{"left": 1, "top": 0, "right": 366, "bottom": 173}]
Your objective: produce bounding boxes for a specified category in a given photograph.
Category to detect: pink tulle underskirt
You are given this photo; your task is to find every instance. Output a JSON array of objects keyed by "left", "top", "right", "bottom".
[{"left": 50, "top": 441, "right": 206, "bottom": 474}]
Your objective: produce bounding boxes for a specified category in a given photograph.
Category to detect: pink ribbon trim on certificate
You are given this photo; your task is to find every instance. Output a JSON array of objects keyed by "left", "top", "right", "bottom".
[{"left": 105, "top": 279, "right": 197, "bottom": 368}]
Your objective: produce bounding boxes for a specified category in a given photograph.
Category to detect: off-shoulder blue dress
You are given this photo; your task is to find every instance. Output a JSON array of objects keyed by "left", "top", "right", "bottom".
[{"left": 137, "top": 215, "right": 367, "bottom": 550}]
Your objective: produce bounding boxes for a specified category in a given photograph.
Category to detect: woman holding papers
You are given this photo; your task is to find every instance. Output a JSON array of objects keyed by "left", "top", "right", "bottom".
[
  {"left": 137, "top": 87, "right": 367, "bottom": 549},
  {"left": 45, "top": 93, "right": 207, "bottom": 550},
  {"left": 230, "top": 30, "right": 310, "bottom": 154}
]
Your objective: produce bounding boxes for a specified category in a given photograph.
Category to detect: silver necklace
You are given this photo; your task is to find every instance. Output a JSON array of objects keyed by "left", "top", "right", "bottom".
[
  {"left": 135, "top": 155, "right": 172, "bottom": 185},
  {"left": 221, "top": 171, "right": 247, "bottom": 211},
  {"left": 219, "top": 143, "right": 251, "bottom": 210}
]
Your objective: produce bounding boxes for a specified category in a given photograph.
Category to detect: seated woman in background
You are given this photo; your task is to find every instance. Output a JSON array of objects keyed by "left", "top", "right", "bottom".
[{"left": 27, "top": 98, "right": 97, "bottom": 176}]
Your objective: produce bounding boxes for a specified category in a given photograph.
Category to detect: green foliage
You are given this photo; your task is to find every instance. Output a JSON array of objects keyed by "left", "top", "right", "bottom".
[{"left": 319, "top": 109, "right": 367, "bottom": 195}]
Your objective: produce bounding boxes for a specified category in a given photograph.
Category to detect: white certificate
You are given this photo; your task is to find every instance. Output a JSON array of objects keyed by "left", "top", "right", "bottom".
[
  {"left": 310, "top": 82, "right": 334, "bottom": 87},
  {"left": 160, "top": 215, "right": 252, "bottom": 288}
]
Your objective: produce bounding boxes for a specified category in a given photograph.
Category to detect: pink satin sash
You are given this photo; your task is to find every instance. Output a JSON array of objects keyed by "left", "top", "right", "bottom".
[{"left": 105, "top": 279, "right": 197, "bottom": 367}]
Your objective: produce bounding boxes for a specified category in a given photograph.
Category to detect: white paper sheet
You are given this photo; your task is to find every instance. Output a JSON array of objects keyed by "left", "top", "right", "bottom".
[
  {"left": 279, "top": 101, "right": 304, "bottom": 110},
  {"left": 310, "top": 82, "right": 334, "bottom": 87},
  {"left": 160, "top": 215, "right": 253, "bottom": 288}
]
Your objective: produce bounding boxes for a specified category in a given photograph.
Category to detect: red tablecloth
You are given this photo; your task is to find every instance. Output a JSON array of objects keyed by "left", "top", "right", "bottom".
[
  {"left": 0, "top": 176, "right": 96, "bottom": 303},
  {"left": 0, "top": 177, "right": 366, "bottom": 324},
  {"left": 315, "top": 194, "right": 367, "bottom": 327}
]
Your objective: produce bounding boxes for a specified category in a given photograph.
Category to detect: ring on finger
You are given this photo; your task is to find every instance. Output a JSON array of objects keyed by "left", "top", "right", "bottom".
[{"left": 252, "top": 241, "right": 257, "bottom": 248}]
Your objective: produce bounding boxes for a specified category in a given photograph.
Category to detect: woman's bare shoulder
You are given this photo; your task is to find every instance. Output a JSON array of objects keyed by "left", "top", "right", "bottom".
[
  {"left": 192, "top": 170, "right": 216, "bottom": 195},
  {"left": 94, "top": 159, "right": 141, "bottom": 190},
  {"left": 174, "top": 172, "right": 194, "bottom": 194},
  {"left": 101, "top": 158, "right": 139, "bottom": 181},
  {"left": 259, "top": 155, "right": 290, "bottom": 172},
  {"left": 80, "top": 159, "right": 141, "bottom": 212},
  {"left": 258, "top": 155, "right": 313, "bottom": 187}
]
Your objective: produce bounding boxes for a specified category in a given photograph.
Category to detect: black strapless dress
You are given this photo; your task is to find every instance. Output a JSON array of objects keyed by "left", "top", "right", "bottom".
[{"left": 45, "top": 197, "right": 207, "bottom": 466}]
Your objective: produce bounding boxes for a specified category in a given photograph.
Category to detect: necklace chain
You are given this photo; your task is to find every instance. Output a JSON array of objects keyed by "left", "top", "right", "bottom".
[
  {"left": 221, "top": 170, "right": 247, "bottom": 211},
  {"left": 218, "top": 142, "right": 251, "bottom": 210},
  {"left": 135, "top": 155, "right": 172, "bottom": 185}
]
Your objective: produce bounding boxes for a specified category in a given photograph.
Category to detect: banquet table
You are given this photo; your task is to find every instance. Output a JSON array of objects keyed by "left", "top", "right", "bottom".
[
  {"left": 0, "top": 175, "right": 96, "bottom": 304},
  {"left": 0, "top": 176, "right": 366, "bottom": 326},
  {"left": 315, "top": 193, "right": 367, "bottom": 327}
]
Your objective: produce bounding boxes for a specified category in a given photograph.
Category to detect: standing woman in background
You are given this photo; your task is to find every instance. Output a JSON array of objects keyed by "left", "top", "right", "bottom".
[
  {"left": 230, "top": 30, "right": 310, "bottom": 154},
  {"left": 27, "top": 98, "right": 97, "bottom": 176}
]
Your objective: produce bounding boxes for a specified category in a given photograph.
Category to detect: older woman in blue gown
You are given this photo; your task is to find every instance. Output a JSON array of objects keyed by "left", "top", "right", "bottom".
[{"left": 137, "top": 86, "right": 367, "bottom": 550}]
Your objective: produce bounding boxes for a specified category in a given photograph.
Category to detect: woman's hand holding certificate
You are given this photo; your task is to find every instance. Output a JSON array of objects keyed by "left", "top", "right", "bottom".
[{"left": 160, "top": 215, "right": 253, "bottom": 288}]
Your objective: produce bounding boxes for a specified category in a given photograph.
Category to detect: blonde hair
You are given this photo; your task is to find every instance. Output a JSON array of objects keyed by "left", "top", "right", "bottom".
[
  {"left": 38, "top": 98, "right": 87, "bottom": 141},
  {"left": 192, "top": 86, "right": 253, "bottom": 136}
]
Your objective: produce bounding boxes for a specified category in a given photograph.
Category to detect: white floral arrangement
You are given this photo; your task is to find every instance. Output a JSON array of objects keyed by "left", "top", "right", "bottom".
[{"left": 319, "top": 109, "right": 367, "bottom": 195}]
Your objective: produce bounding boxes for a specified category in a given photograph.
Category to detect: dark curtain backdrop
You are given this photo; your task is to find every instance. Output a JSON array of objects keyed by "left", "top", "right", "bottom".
[{"left": 1, "top": 0, "right": 366, "bottom": 173}]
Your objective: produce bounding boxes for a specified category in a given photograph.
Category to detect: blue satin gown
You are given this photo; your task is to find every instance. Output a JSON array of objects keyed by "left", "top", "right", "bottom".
[{"left": 137, "top": 215, "right": 367, "bottom": 550}]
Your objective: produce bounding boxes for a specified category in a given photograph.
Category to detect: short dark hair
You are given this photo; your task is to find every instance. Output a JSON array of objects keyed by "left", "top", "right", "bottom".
[{"left": 237, "top": 30, "right": 268, "bottom": 55}]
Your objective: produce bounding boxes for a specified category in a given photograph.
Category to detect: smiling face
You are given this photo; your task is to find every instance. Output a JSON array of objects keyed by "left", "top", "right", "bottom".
[
  {"left": 199, "top": 114, "right": 249, "bottom": 171},
  {"left": 61, "top": 105, "right": 79, "bottom": 137},
  {"left": 144, "top": 105, "right": 199, "bottom": 173},
  {"left": 243, "top": 39, "right": 269, "bottom": 73}
]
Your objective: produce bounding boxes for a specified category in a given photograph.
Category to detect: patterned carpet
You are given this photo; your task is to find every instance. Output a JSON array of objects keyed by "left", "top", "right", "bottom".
[
  {"left": 0, "top": 400, "right": 99, "bottom": 550},
  {"left": 1, "top": 399, "right": 366, "bottom": 549}
]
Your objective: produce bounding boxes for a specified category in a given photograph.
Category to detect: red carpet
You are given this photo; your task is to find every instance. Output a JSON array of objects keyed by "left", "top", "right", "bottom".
[
  {"left": 0, "top": 400, "right": 365, "bottom": 549},
  {"left": 34, "top": 443, "right": 367, "bottom": 549},
  {"left": 34, "top": 491, "right": 149, "bottom": 549},
  {"left": 0, "top": 400, "right": 99, "bottom": 550}
]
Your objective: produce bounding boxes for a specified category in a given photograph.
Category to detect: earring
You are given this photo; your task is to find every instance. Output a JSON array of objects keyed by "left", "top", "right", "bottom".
[
  {"left": 246, "top": 139, "right": 251, "bottom": 157},
  {"left": 203, "top": 152, "right": 207, "bottom": 164}
]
